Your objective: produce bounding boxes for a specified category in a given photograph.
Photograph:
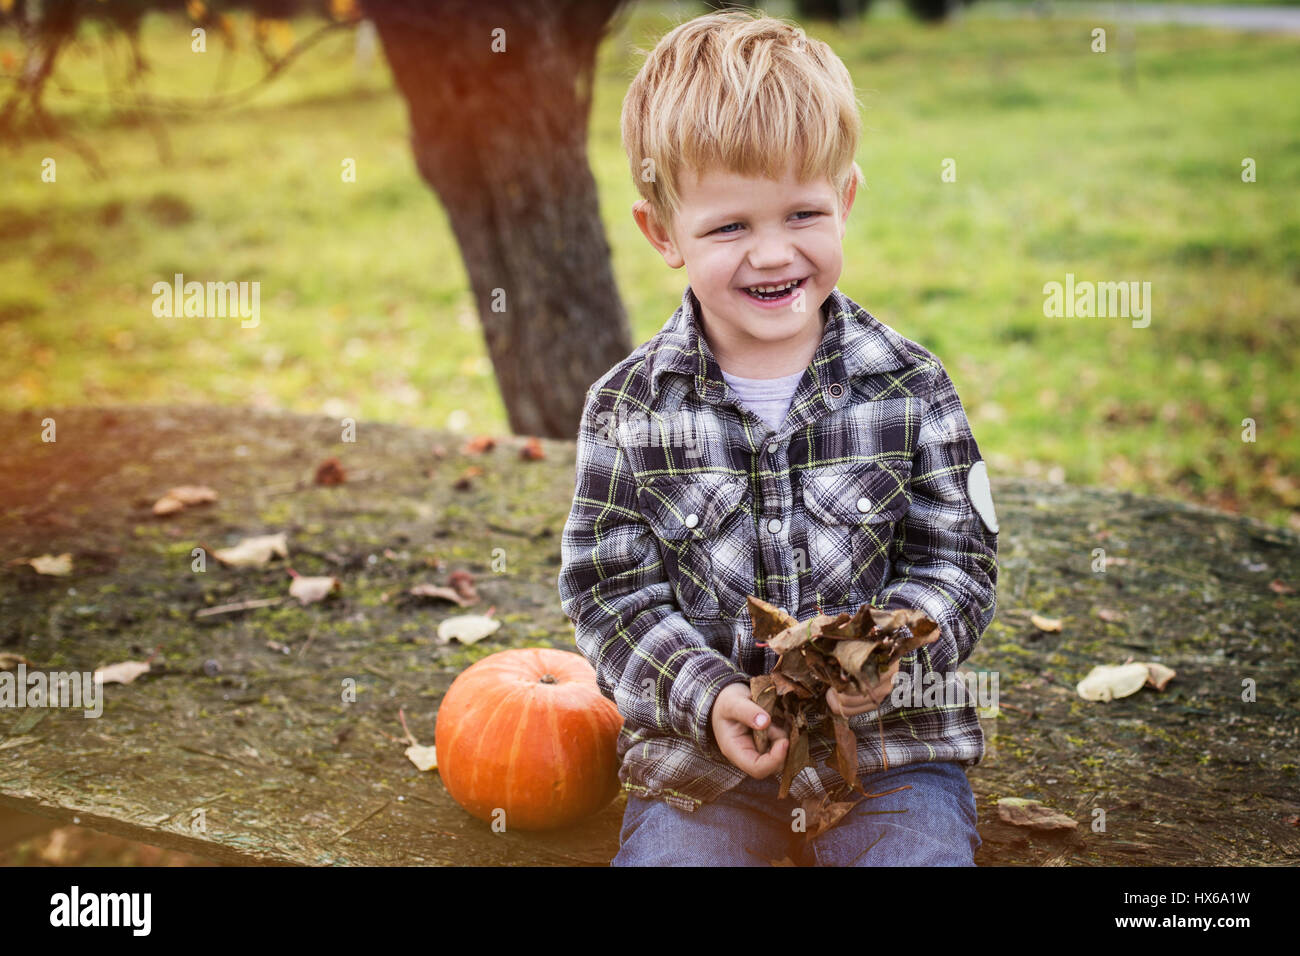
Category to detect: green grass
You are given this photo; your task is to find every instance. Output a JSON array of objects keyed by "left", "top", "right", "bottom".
[{"left": 1, "top": 4, "right": 1298, "bottom": 528}]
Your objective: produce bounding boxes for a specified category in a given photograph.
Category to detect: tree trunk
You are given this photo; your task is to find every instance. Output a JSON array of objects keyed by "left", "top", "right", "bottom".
[{"left": 364, "top": 0, "right": 635, "bottom": 439}]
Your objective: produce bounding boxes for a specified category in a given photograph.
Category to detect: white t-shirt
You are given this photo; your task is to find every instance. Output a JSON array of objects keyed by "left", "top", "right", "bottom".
[{"left": 720, "top": 367, "right": 807, "bottom": 433}]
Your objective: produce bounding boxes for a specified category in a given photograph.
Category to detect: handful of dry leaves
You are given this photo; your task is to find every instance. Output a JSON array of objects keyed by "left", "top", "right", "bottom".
[{"left": 747, "top": 595, "right": 940, "bottom": 801}]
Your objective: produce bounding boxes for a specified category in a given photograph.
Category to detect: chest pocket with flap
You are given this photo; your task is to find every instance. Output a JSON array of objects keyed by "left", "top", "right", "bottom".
[
  {"left": 799, "top": 461, "right": 912, "bottom": 612},
  {"left": 635, "top": 474, "right": 751, "bottom": 623}
]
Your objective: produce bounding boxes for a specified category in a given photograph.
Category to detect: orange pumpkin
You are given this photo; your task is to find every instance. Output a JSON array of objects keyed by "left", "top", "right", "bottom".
[{"left": 434, "top": 647, "right": 623, "bottom": 830}]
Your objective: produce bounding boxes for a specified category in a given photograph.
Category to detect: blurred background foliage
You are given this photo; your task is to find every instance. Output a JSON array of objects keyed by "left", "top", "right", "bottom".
[{"left": 1, "top": 0, "right": 1297, "bottom": 541}]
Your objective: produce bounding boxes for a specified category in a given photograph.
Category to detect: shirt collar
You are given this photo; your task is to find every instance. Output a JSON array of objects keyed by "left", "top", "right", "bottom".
[{"left": 647, "top": 284, "right": 914, "bottom": 403}]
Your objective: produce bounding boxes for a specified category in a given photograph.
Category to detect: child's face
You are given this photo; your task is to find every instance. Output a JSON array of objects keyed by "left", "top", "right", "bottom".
[{"left": 633, "top": 162, "right": 856, "bottom": 376}]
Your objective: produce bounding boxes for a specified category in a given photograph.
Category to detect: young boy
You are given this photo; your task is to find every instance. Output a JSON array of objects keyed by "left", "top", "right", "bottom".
[{"left": 558, "top": 11, "right": 999, "bottom": 866}]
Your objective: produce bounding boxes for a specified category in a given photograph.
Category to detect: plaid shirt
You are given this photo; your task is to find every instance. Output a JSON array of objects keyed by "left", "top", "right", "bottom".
[{"left": 558, "top": 284, "right": 998, "bottom": 812}]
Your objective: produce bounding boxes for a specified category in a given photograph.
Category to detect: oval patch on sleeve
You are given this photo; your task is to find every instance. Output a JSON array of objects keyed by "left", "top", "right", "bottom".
[{"left": 966, "top": 460, "right": 999, "bottom": 533}]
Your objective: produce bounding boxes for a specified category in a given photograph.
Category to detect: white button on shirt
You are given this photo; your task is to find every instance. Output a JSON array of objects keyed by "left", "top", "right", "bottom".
[{"left": 767, "top": 518, "right": 782, "bottom": 534}]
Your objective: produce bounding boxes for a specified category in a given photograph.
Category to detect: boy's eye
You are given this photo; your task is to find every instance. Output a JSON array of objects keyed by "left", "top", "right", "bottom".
[{"left": 711, "top": 212, "right": 820, "bottom": 235}]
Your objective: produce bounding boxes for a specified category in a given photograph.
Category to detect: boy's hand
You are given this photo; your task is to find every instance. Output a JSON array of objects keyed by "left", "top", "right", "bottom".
[
  {"left": 710, "top": 683, "right": 789, "bottom": 778},
  {"left": 826, "top": 657, "right": 902, "bottom": 718}
]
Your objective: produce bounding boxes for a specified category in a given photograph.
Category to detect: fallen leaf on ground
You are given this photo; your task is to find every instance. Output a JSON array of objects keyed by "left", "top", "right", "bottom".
[
  {"left": 213, "top": 532, "right": 288, "bottom": 567},
  {"left": 94, "top": 660, "right": 151, "bottom": 685},
  {"left": 452, "top": 466, "right": 484, "bottom": 490},
  {"left": 0, "top": 653, "right": 33, "bottom": 672},
  {"left": 20, "top": 553, "right": 73, "bottom": 576},
  {"left": 152, "top": 485, "right": 218, "bottom": 515},
  {"left": 1096, "top": 607, "right": 1125, "bottom": 623},
  {"left": 1142, "top": 661, "right": 1177, "bottom": 691},
  {"left": 447, "top": 569, "right": 478, "bottom": 603},
  {"left": 289, "top": 574, "right": 340, "bottom": 605},
  {"left": 405, "top": 743, "right": 438, "bottom": 771},
  {"left": 519, "top": 437, "right": 545, "bottom": 461},
  {"left": 1269, "top": 579, "right": 1293, "bottom": 594},
  {"left": 1030, "top": 614, "right": 1063, "bottom": 632},
  {"left": 1077, "top": 662, "right": 1152, "bottom": 701},
  {"left": 437, "top": 613, "right": 500, "bottom": 645},
  {"left": 997, "top": 797, "right": 1077, "bottom": 831},
  {"left": 409, "top": 584, "right": 472, "bottom": 606},
  {"left": 463, "top": 436, "right": 496, "bottom": 454},
  {"left": 314, "top": 457, "right": 347, "bottom": 485},
  {"left": 398, "top": 706, "right": 438, "bottom": 772}
]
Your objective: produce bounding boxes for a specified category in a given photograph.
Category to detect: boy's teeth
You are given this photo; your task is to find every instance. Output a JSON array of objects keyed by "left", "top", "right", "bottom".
[{"left": 747, "top": 279, "right": 798, "bottom": 294}]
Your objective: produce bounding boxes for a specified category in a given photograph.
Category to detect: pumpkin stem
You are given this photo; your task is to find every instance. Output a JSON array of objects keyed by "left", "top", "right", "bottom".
[{"left": 540, "top": 674, "right": 558, "bottom": 684}]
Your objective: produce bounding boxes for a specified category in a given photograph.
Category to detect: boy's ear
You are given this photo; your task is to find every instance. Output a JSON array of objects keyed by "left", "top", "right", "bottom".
[
  {"left": 632, "top": 199, "right": 685, "bottom": 269},
  {"left": 838, "top": 175, "right": 858, "bottom": 234}
]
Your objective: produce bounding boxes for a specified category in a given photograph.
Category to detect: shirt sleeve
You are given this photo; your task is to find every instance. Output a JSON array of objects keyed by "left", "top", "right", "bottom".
[
  {"left": 873, "top": 358, "right": 999, "bottom": 690},
  {"left": 558, "top": 383, "right": 751, "bottom": 758}
]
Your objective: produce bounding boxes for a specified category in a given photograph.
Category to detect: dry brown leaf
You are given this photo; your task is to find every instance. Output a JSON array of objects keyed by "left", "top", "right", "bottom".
[
  {"left": 452, "top": 466, "right": 484, "bottom": 490},
  {"left": 1142, "top": 661, "right": 1176, "bottom": 691},
  {"left": 23, "top": 553, "right": 73, "bottom": 576},
  {"left": 802, "top": 793, "right": 860, "bottom": 840},
  {"left": 1269, "top": 579, "right": 1293, "bottom": 595},
  {"left": 1096, "top": 607, "right": 1125, "bottom": 623},
  {"left": 997, "top": 797, "right": 1077, "bottom": 831},
  {"left": 519, "top": 437, "right": 545, "bottom": 461},
  {"left": 1030, "top": 614, "right": 1063, "bottom": 633},
  {"left": 213, "top": 532, "right": 288, "bottom": 568},
  {"left": 409, "top": 584, "right": 471, "bottom": 606},
  {"left": 746, "top": 595, "right": 937, "bottom": 805},
  {"left": 447, "top": 569, "right": 479, "bottom": 604},
  {"left": 0, "top": 653, "right": 33, "bottom": 672},
  {"left": 314, "top": 457, "right": 347, "bottom": 485},
  {"left": 463, "top": 436, "right": 496, "bottom": 454},
  {"left": 152, "top": 485, "right": 218, "bottom": 515},
  {"left": 94, "top": 660, "right": 151, "bottom": 685},
  {"left": 289, "top": 575, "right": 340, "bottom": 605}
]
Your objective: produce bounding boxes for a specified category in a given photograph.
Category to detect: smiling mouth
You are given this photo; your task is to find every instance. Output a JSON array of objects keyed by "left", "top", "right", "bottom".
[{"left": 740, "top": 277, "right": 807, "bottom": 302}]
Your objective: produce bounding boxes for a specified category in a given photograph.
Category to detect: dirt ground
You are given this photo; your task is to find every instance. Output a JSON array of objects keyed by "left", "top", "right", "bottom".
[{"left": 1, "top": 405, "right": 1296, "bottom": 865}]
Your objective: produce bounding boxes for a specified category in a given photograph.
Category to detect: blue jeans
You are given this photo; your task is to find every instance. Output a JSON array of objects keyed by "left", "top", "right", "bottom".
[{"left": 612, "top": 761, "right": 980, "bottom": 866}]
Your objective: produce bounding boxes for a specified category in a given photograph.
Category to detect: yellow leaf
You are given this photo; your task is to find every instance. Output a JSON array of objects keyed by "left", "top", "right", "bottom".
[
  {"left": 1076, "top": 663, "right": 1149, "bottom": 702},
  {"left": 1030, "top": 613, "right": 1062, "bottom": 633},
  {"left": 1142, "top": 662, "right": 1176, "bottom": 691},
  {"left": 94, "top": 660, "right": 151, "bottom": 685},
  {"left": 153, "top": 484, "right": 218, "bottom": 514},
  {"left": 27, "top": 553, "right": 73, "bottom": 576},
  {"left": 436, "top": 614, "right": 501, "bottom": 645},
  {"left": 213, "top": 532, "right": 288, "bottom": 568},
  {"left": 289, "top": 575, "right": 340, "bottom": 605},
  {"left": 405, "top": 743, "right": 438, "bottom": 772}
]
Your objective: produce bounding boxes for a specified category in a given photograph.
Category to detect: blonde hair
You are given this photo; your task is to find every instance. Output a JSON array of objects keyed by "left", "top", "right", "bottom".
[{"left": 620, "top": 9, "right": 865, "bottom": 236}]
